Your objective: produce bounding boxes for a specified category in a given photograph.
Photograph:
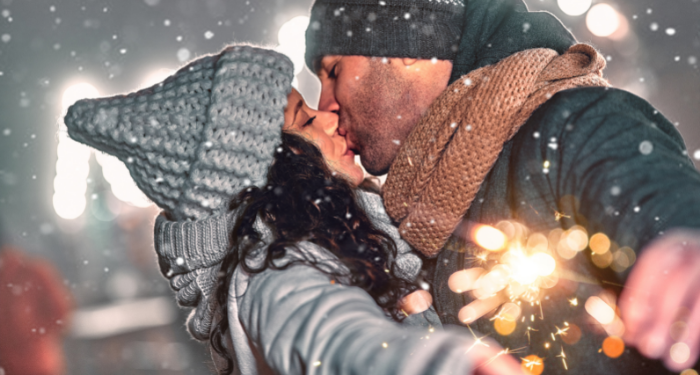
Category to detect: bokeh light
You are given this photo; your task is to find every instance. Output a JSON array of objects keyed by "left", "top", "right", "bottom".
[
  {"left": 561, "top": 323, "right": 582, "bottom": 345},
  {"left": 602, "top": 336, "right": 625, "bottom": 358},
  {"left": 494, "top": 317, "right": 517, "bottom": 335},
  {"left": 589, "top": 233, "right": 611, "bottom": 254},
  {"left": 521, "top": 354, "right": 544, "bottom": 375},
  {"left": 532, "top": 252, "right": 556, "bottom": 276},
  {"left": 94, "top": 153, "right": 152, "bottom": 208},
  {"left": 276, "top": 15, "right": 310, "bottom": 76},
  {"left": 140, "top": 68, "right": 176, "bottom": 89},
  {"left": 473, "top": 225, "right": 508, "bottom": 251},
  {"left": 586, "top": 4, "right": 620, "bottom": 37},
  {"left": 54, "top": 83, "right": 99, "bottom": 219},
  {"left": 557, "top": 0, "right": 592, "bottom": 16},
  {"left": 670, "top": 342, "right": 691, "bottom": 364}
]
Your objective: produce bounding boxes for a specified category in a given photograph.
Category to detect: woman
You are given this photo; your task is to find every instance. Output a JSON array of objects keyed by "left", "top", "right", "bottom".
[{"left": 64, "top": 45, "right": 520, "bottom": 375}]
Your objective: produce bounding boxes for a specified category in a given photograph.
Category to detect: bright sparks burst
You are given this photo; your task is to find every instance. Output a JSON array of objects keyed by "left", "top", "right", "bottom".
[
  {"left": 557, "top": 347, "right": 568, "bottom": 370},
  {"left": 454, "top": 219, "right": 633, "bottom": 371}
]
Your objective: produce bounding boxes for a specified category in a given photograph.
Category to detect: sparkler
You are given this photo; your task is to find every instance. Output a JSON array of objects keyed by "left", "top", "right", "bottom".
[{"left": 447, "top": 218, "right": 641, "bottom": 373}]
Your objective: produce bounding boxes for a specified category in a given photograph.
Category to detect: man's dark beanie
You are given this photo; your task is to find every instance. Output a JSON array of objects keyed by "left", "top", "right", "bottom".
[
  {"left": 305, "top": 0, "right": 577, "bottom": 81},
  {"left": 305, "top": 0, "right": 466, "bottom": 72}
]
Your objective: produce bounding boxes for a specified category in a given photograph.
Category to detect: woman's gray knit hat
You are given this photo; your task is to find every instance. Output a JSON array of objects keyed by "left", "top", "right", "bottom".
[
  {"left": 64, "top": 45, "right": 294, "bottom": 221},
  {"left": 305, "top": 0, "right": 465, "bottom": 72}
]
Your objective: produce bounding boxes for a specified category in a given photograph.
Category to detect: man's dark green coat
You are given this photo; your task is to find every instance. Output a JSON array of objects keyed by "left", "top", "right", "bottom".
[{"left": 427, "top": 1, "right": 700, "bottom": 374}]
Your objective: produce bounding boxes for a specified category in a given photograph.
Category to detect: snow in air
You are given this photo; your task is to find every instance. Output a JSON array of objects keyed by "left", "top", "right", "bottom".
[
  {"left": 639, "top": 140, "right": 654, "bottom": 155},
  {"left": 177, "top": 48, "right": 191, "bottom": 62}
]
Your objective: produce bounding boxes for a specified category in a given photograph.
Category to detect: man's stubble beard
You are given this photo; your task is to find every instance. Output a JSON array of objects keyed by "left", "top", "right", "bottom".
[{"left": 348, "top": 61, "right": 419, "bottom": 176}]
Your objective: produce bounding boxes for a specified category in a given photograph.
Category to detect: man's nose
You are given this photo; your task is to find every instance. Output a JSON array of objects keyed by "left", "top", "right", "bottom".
[{"left": 318, "top": 84, "right": 340, "bottom": 113}]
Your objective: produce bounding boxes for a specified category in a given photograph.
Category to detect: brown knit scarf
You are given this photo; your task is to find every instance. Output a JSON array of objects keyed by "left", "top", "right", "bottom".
[{"left": 382, "top": 44, "right": 610, "bottom": 257}]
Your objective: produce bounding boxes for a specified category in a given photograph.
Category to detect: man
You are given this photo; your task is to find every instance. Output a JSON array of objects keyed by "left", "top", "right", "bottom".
[{"left": 304, "top": 0, "right": 700, "bottom": 374}]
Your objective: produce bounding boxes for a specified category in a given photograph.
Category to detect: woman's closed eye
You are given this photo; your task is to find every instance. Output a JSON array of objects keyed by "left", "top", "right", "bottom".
[{"left": 302, "top": 116, "right": 316, "bottom": 128}]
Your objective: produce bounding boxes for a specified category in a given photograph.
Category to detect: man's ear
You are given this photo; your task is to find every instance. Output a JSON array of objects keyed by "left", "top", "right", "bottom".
[{"left": 401, "top": 57, "right": 418, "bottom": 67}]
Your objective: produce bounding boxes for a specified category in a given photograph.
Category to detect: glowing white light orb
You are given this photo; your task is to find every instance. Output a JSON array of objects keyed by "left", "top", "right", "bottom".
[
  {"left": 54, "top": 83, "right": 100, "bottom": 220},
  {"left": 276, "top": 16, "right": 310, "bottom": 76},
  {"left": 586, "top": 4, "right": 620, "bottom": 37},
  {"left": 532, "top": 253, "right": 556, "bottom": 276},
  {"left": 95, "top": 153, "right": 152, "bottom": 207},
  {"left": 473, "top": 225, "right": 507, "bottom": 251},
  {"left": 557, "top": 0, "right": 592, "bottom": 16},
  {"left": 54, "top": 194, "right": 87, "bottom": 220},
  {"left": 510, "top": 258, "right": 539, "bottom": 285},
  {"left": 62, "top": 82, "right": 99, "bottom": 108},
  {"left": 140, "top": 68, "right": 175, "bottom": 89},
  {"left": 670, "top": 342, "right": 690, "bottom": 364}
]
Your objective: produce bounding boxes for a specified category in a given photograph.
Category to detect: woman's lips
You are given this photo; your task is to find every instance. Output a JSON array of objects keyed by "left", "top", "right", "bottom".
[{"left": 343, "top": 148, "right": 355, "bottom": 160}]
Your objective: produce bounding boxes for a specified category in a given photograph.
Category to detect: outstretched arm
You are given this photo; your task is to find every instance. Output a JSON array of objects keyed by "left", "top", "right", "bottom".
[
  {"left": 523, "top": 87, "right": 700, "bottom": 371},
  {"left": 237, "top": 246, "right": 523, "bottom": 375}
]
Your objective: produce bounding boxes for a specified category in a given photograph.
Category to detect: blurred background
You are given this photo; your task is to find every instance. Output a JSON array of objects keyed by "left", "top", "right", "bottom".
[{"left": 0, "top": 0, "right": 698, "bottom": 374}]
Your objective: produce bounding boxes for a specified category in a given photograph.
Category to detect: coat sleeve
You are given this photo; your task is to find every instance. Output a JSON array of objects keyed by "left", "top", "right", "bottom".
[
  {"left": 515, "top": 87, "right": 700, "bottom": 279},
  {"left": 236, "top": 245, "right": 476, "bottom": 375}
]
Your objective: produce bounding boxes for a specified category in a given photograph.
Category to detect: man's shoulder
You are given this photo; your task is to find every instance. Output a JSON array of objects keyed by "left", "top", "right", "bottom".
[
  {"left": 534, "top": 86, "right": 659, "bottom": 125},
  {"left": 513, "top": 86, "right": 681, "bottom": 146}
]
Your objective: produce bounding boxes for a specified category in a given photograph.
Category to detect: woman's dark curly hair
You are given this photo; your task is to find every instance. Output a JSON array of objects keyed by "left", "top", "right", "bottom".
[{"left": 209, "top": 132, "right": 417, "bottom": 374}]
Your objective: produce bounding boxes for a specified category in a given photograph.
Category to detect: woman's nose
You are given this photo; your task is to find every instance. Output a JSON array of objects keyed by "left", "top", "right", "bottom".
[{"left": 309, "top": 108, "right": 339, "bottom": 136}]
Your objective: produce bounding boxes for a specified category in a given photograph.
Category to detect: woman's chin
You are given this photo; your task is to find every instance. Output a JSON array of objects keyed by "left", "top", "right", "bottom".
[{"left": 333, "top": 164, "right": 365, "bottom": 187}]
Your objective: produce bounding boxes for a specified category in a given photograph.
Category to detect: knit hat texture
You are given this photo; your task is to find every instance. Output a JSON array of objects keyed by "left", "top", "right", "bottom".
[
  {"left": 64, "top": 45, "right": 294, "bottom": 221},
  {"left": 305, "top": 0, "right": 465, "bottom": 72}
]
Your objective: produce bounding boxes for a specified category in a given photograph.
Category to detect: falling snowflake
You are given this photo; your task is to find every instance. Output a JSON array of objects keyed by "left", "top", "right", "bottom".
[
  {"left": 650, "top": 23, "right": 658, "bottom": 31},
  {"left": 665, "top": 28, "right": 676, "bottom": 36},
  {"left": 204, "top": 31, "right": 214, "bottom": 39},
  {"left": 611, "top": 186, "right": 621, "bottom": 196},
  {"left": 177, "top": 48, "right": 191, "bottom": 62},
  {"left": 1, "top": 34, "right": 10, "bottom": 43},
  {"left": 639, "top": 140, "right": 654, "bottom": 155},
  {"left": 693, "top": 150, "right": 700, "bottom": 160}
]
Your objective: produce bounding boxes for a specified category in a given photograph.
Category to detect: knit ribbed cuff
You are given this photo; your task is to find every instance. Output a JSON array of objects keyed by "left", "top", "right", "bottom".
[
  {"left": 305, "top": 0, "right": 465, "bottom": 72},
  {"left": 154, "top": 210, "right": 237, "bottom": 275}
]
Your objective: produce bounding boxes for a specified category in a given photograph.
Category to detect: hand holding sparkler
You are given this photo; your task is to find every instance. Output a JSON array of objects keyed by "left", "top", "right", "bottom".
[
  {"left": 620, "top": 229, "right": 700, "bottom": 372},
  {"left": 450, "top": 223, "right": 559, "bottom": 325}
]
